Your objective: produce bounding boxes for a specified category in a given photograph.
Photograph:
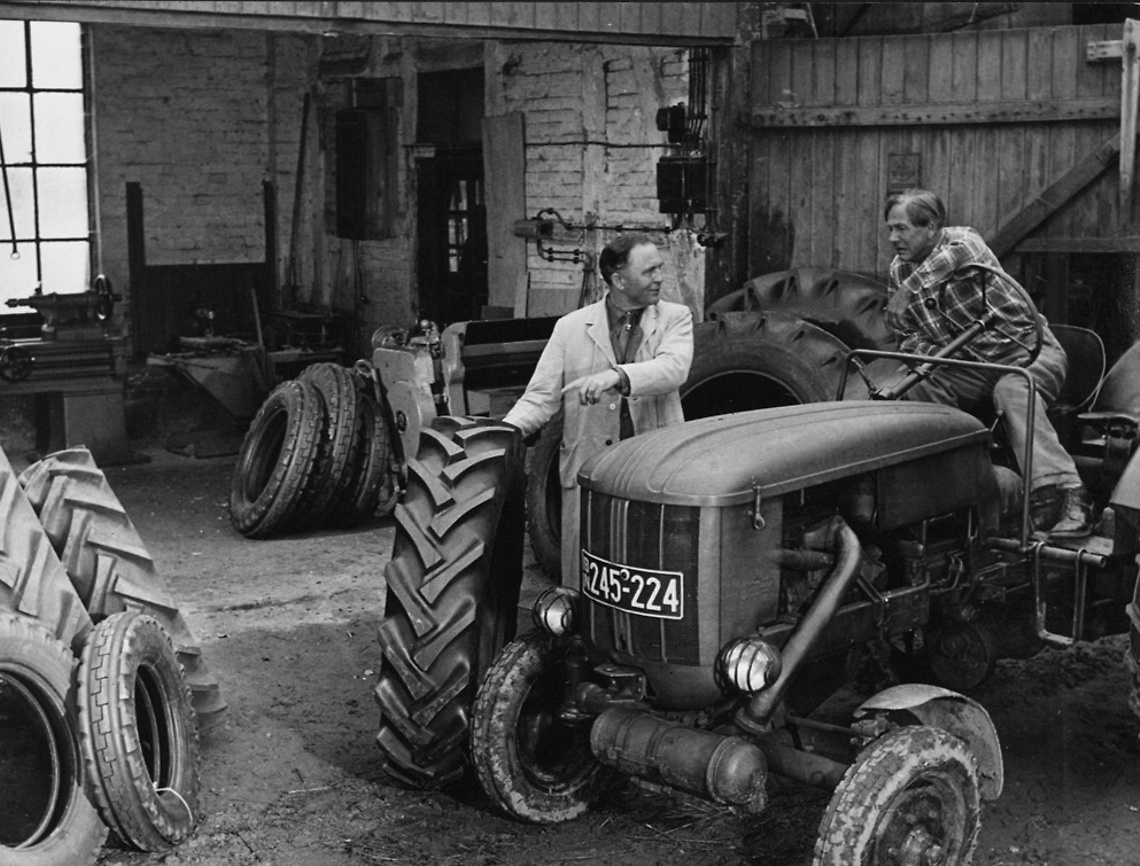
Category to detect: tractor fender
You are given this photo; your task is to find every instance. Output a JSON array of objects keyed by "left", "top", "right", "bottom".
[
  {"left": 1109, "top": 444, "right": 1140, "bottom": 516},
  {"left": 855, "top": 683, "right": 1004, "bottom": 801}
]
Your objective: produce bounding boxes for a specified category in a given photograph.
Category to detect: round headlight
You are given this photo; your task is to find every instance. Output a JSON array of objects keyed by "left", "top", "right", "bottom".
[
  {"left": 532, "top": 587, "right": 579, "bottom": 636},
  {"left": 717, "top": 637, "right": 783, "bottom": 694}
]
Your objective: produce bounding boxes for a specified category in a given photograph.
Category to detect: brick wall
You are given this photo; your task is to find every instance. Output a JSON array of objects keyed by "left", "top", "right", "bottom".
[
  {"left": 93, "top": 26, "right": 315, "bottom": 338},
  {"left": 488, "top": 41, "right": 702, "bottom": 318},
  {"left": 90, "top": 26, "right": 703, "bottom": 359}
]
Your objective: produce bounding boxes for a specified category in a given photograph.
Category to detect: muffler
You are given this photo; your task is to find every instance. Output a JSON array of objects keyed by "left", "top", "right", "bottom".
[{"left": 590, "top": 707, "right": 767, "bottom": 813}]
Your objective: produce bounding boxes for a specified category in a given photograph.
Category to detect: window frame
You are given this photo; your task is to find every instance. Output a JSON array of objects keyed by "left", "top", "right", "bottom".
[{"left": 0, "top": 19, "right": 93, "bottom": 318}]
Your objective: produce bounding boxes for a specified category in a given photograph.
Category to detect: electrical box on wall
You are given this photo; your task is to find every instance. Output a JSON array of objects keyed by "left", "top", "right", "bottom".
[{"left": 656, "top": 156, "right": 716, "bottom": 214}]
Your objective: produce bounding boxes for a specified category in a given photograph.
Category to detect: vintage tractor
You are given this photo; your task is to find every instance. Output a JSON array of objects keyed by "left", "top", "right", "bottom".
[
  {"left": 453, "top": 266, "right": 1140, "bottom": 862},
  {"left": 369, "top": 262, "right": 1140, "bottom": 860}
]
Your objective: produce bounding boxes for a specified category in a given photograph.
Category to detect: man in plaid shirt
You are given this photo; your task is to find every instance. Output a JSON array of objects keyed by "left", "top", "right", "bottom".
[{"left": 883, "top": 188, "right": 1091, "bottom": 538}]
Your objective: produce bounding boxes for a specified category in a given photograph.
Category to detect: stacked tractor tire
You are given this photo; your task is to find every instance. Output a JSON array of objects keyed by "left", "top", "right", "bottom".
[
  {"left": 229, "top": 361, "right": 396, "bottom": 538},
  {"left": 0, "top": 445, "right": 224, "bottom": 864}
]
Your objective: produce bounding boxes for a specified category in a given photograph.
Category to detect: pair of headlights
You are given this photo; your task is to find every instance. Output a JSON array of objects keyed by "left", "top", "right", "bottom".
[{"left": 532, "top": 587, "right": 783, "bottom": 694}]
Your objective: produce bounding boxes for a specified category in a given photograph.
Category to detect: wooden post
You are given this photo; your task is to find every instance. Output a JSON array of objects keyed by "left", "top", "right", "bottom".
[{"left": 1120, "top": 19, "right": 1139, "bottom": 220}]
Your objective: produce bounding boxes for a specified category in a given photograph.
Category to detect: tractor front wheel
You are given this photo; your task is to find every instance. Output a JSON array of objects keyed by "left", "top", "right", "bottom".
[
  {"left": 471, "top": 630, "right": 615, "bottom": 823},
  {"left": 815, "top": 725, "right": 981, "bottom": 865}
]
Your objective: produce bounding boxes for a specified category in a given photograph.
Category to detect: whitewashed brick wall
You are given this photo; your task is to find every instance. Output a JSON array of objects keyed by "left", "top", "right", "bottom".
[{"left": 489, "top": 41, "right": 699, "bottom": 317}]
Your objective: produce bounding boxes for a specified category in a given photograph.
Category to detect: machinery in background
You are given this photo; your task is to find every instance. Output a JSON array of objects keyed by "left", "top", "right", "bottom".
[{"left": 0, "top": 276, "right": 136, "bottom": 465}]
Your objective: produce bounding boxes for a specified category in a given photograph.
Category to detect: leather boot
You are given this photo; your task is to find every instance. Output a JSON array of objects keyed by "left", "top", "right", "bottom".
[{"left": 1047, "top": 484, "right": 1093, "bottom": 539}]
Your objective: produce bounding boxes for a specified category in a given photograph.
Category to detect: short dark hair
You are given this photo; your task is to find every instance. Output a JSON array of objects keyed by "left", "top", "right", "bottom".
[
  {"left": 599, "top": 232, "right": 656, "bottom": 286},
  {"left": 883, "top": 188, "right": 946, "bottom": 229}
]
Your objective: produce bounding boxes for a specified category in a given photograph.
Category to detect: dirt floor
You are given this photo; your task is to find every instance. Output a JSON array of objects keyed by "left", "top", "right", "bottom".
[{"left": 69, "top": 442, "right": 1140, "bottom": 866}]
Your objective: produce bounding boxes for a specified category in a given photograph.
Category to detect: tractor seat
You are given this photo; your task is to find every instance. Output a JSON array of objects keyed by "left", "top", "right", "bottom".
[
  {"left": 1047, "top": 325, "right": 1105, "bottom": 448},
  {"left": 1049, "top": 324, "right": 1105, "bottom": 414}
]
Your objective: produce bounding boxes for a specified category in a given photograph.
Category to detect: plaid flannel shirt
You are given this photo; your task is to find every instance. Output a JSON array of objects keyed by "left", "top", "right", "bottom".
[{"left": 886, "top": 226, "right": 1038, "bottom": 363}]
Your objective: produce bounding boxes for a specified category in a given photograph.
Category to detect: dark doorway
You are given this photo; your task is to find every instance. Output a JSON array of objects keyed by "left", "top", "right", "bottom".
[
  {"left": 416, "top": 153, "right": 487, "bottom": 326},
  {"left": 415, "top": 67, "right": 487, "bottom": 327}
]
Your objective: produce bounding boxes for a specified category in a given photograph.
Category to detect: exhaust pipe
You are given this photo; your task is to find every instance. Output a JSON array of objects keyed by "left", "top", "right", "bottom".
[
  {"left": 742, "top": 515, "right": 863, "bottom": 728},
  {"left": 590, "top": 707, "right": 768, "bottom": 813}
]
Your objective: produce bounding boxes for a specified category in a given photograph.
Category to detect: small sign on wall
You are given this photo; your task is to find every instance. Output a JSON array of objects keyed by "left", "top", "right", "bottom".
[{"left": 887, "top": 153, "right": 921, "bottom": 192}]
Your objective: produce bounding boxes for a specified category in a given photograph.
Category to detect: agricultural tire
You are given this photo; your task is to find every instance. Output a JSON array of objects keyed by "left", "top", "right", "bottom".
[
  {"left": 815, "top": 725, "right": 980, "bottom": 865},
  {"left": 78, "top": 610, "right": 201, "bottom": 852},
  {"left": 374, "top": 416, "right": 526, "bottom": 788},
  {"left": 0, "top": 612, "right": 107, "bottom": 865},
  {"left": 330, "top": 373, "right": 396, "bottom": 526},
  {"left": 0, "top": 445, "right": 92, "bottom": 653},
  {"left": 18, "top": 447, "right": 226, "bottom": 721},
  {"left": 524, "top": 414, "right": 563, "bottom": 582},
  {"left": 525, "top": 311, "right": 860, "bottom": 581},
  {"left": 228, "top": 379, "right": 324, "bottom": 538},
  {"left": 294, "top": 362, "right": 362, "bottom": 529},
  {"left": 471, "top": 630, "right": 616, "bottom": 823},
  {"left": 706, "top": 266, "right": 895, "bottom": 352}
]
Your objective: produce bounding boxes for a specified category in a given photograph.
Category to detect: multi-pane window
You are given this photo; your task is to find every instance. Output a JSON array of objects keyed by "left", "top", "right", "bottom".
[{"left": 0, "top": 20, "right": 89, "bottom": 311}]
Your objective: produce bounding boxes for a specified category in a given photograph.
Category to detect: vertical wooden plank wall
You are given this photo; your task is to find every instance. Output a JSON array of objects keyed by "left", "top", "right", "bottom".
[{"left": 749, "top": 24, "right": 1126, "bottom": 281}]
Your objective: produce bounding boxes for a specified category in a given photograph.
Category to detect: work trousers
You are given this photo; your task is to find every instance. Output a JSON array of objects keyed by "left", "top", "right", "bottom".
[{"left": 899, "top": 330, "right": 1081, "bottom": 493}]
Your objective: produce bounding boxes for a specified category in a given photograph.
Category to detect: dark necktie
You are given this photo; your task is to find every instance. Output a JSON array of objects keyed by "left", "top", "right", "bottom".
[{"left": 616, "top": 310, "right": 642, "bottom": 440}]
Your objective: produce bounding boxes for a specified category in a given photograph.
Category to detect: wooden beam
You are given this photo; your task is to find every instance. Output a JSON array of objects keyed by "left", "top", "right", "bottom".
[
  {"left": 749, "top": 98, "right": 1119, "bottom": 129},
  {"left": 0, "top": 0, "right": 735, "bottom": 45},
  {"left": 989, "top": 133, "right": 1121, "bottom": 258}
]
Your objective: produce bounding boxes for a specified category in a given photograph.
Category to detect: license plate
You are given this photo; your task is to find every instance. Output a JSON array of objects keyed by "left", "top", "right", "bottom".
[{"left": 580, "top": 550, "right": 684, "bottom": 620}]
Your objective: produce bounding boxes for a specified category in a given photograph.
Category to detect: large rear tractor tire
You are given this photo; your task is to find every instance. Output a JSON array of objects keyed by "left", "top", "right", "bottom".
[
  {"left": 524, "top": 414, "right": 563, "bottom": 584},
  {"left": 374, "top": 416, "right": 526, "bottom": 788},
  {"left": 0, "top": 612, "right": 108, "bottom": 866},
  {"left": 525, "top": 311, "right": 858, "bottom": 582},
  {"left": 18, "top": 447, "right": 227, "bottom": 721},
  {"left": 706, "top": 266, "right": 894, "bottom": 352}
]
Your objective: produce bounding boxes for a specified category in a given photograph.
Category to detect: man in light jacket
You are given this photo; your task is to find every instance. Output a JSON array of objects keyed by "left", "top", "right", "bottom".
[{"left": 504, "top": 232, "right": 694, "bottom": 584}]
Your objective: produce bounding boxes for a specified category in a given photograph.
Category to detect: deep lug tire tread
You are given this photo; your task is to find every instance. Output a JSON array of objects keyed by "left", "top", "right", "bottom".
[
  {"left": 374, "top": 416, "right": 525, "bottom": 788},
  {"left": 0, "top": 611, "right": 108, "bottom": 866},
  {"left": 78, "top": 610, "right": 201, "bottom": 852},
  {"left": 18, "top": 447, "right": 226, "bottom": 720},
  {"left": 0, "top": 447, "right": 92, "bottom": 653}
]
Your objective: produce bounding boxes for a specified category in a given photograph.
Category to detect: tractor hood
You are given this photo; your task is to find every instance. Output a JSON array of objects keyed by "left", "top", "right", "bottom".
[{"left": 579, "top": 401, "right": 991, "bottom": 507}]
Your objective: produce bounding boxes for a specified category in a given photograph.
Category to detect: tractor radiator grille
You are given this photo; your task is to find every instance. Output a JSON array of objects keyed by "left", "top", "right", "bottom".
[{"left": 580, "top": 491, "right": 701, "bottom": 666}]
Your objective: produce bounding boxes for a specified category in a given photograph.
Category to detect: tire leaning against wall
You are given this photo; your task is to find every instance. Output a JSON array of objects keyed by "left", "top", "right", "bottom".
[
  {"left": 0, "top": 612, "right": 108, "bottom": 866},
  {"left": 374, "top": 416, "right": 526, "bottom": 788},
  {"left": 524, "top": 311, "right": 859, "bottom": 583},
  {"left": 229, "top": 379, "right": 325, "bottom": 538},
  {"left": 18, "top": 447, "right": 227, "bottom": 721},
  {"left": 78, "top": 610, "right": 201, "bottom": 852}
]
